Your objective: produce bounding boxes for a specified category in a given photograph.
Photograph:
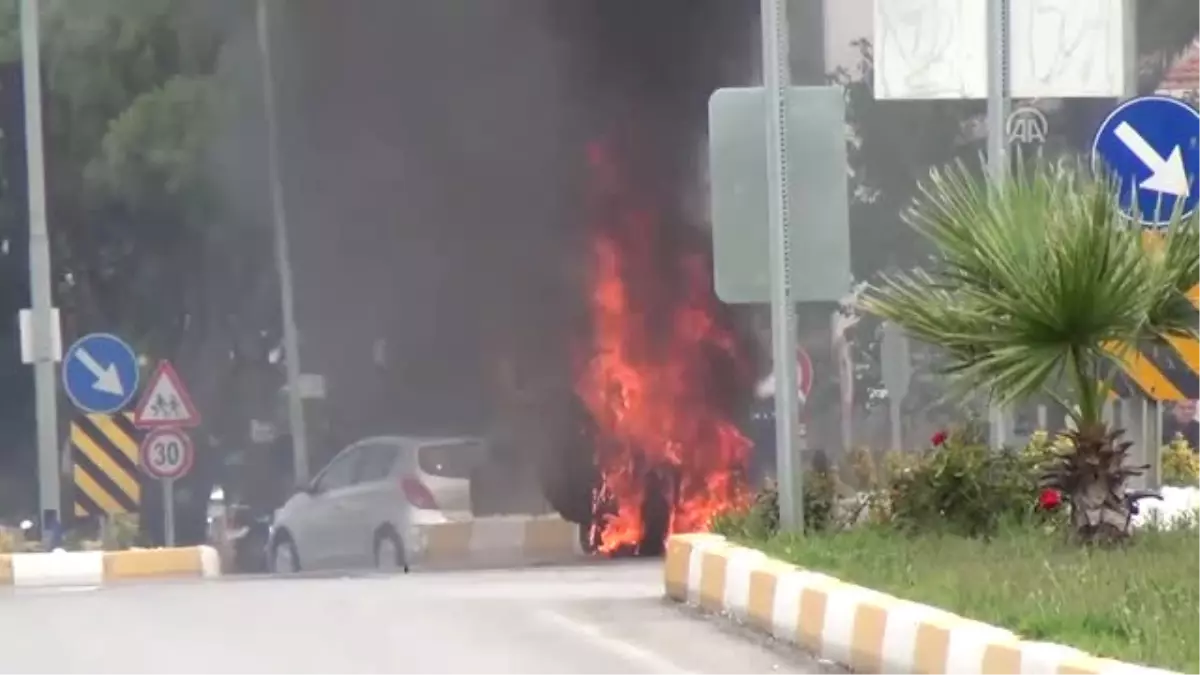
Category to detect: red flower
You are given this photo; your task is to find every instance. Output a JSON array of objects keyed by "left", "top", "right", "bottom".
[
  {"left": 1038, "top": 488, "right": 1063, "bottom": 510},
  {"left": 931, "top": 430, "right": 948, "bottom": 446}
]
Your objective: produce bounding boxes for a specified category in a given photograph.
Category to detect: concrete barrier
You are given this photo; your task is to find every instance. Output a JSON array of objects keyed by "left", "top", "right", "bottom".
[
  {"left": 663, "top": 534, "right": 1181, "bottom": 675},
  {"left": 415, "top": 515, "right": 583, "bottom": 564},
  {"left": 0, "top": 546, "right": 221, "bottom": 588}
]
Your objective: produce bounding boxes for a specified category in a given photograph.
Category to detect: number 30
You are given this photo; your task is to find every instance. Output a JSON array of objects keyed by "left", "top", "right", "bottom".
[{"left": 154, "top": 440, "right": 181, "bottom": 466}]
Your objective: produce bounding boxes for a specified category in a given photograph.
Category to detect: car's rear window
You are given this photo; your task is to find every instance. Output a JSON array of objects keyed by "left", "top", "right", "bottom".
[{"left": 418, "top": 441, "right": 486, "bottom": 478}]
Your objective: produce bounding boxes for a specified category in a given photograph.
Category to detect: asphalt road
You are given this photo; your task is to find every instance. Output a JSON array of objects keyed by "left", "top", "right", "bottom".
[{"left": 0, "top": 560, "right": 841, "bottom": 674}]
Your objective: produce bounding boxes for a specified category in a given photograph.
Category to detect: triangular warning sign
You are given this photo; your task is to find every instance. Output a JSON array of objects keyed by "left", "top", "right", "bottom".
[{"left": 132, "top": 360, "right": 201, "bottom": 429}]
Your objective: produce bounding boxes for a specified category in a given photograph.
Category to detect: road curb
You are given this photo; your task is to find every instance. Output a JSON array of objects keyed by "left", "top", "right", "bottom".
[
  {"left": 0, "top": 546, "right": 220, "bottom": 587},
  {"left": 418, "top": 515, "right": 583, "bottom": 563},
  {"left": 663, "top": 534, "right": 1181, "bottom": 675}
]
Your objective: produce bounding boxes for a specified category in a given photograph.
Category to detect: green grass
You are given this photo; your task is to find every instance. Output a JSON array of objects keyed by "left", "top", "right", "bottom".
[{"left": 729, "top": 526, "right": 1200, "bottom": 672}]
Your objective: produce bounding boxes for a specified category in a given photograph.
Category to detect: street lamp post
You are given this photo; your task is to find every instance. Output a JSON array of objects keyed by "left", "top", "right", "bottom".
[
  {"left": 20, "top": 0, "right": 61, "bottom": 541},
  {"left": 255, "top": 0, "right": 310, "bottom": 485}
]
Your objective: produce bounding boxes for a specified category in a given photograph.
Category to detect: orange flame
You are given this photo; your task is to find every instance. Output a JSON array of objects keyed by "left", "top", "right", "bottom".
[{"left": 575, "top": 138, "right": 753, "bottom": 555}]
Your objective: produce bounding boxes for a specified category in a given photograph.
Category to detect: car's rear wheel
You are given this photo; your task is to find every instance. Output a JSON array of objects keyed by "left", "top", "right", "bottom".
[
  {"left": 270, "top": 533, "right": 301, "bottom": 574},
  {"left": 374, "top": 528, "right": 408, "bottom": 573}
]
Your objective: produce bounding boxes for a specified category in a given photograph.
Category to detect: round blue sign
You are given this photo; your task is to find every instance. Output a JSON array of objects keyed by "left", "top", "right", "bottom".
[
  {"left": 1091, "top": 95, "right": 1200, "bottom": 227},
  {"left": 61, "top": 333, "right": 140, "bottom": 415}
]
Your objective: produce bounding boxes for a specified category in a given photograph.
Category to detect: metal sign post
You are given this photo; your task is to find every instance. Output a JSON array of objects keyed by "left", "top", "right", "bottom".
[
  {"left": 163, "top": 479, "right": 176, "bottom": 547},
  {"left": 881, "top": 322, "right": 912, "bottom": 452},
  {"left": 139, "top": 427, "right": 195, "bottom": 548},
  {"left": 985, "top": 0, "right": 1012, "bottom": 446},
  {"left": 760, "top": 0, "right": 803, "bottom": 533}
]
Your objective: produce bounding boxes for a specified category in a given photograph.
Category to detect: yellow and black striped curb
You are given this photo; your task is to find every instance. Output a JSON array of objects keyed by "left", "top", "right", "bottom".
[
  {"left": 71, "top": 412, "right": 142, "bottom": 517},
  {"left": 0, "top": 546, "right": 221, "bottom": 588},
  {"left": 664, "top": 534, "right": 1181, "bottom": 675},
  {"left": 415, "top": 515, "right": 583, "bottom": 563}
]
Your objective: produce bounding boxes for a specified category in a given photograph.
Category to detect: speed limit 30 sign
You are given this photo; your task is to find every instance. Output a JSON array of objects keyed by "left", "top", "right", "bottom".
[{"left": 139, "top": 427, "right": 195, "bottom": 480}]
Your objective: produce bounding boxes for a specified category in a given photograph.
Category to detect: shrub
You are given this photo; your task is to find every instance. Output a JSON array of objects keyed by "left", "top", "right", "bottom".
[
  {"left": 803, "top": 467, "right": 840, "bottom": 533},
  {"left": 842, "top": 446, "right": 878, "bottom": 491},
  {"left": 712, "top": 481, "right": 777, "bottom": 540},
  {"left": 719, "top": 425, "right": 1150, "bottom": 541},
  {"left": 1021, "top": 429, "right": 1070, "bottom": 469},
  {"left": 107, "top": 513, "right": 141, "bottom": 549},
  {"left": 836, "top": 446, "right": 921, "bottom": 525},
  {"left": 1162, "top": 436, "right": 1199, "bottom": 487},
  {"left": 886, "top": 429, "right": 1041, "bottom": 538},
  {"left": 713, "top": 467, "right": 843, "bottom": 538}
]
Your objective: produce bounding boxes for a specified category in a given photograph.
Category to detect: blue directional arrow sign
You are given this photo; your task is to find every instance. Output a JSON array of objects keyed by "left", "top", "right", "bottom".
[
  {"left": 1092, "top": 95, "right": 1199, "bottom": 227},
  {"left": 62, "top": 333, "right": 140, "bottom": 415}
]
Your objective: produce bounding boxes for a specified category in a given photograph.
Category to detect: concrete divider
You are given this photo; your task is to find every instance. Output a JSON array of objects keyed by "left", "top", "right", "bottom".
[
  {"left": 0, "top": 546, "right": 221, "bottom": 588},
  {"left": 416, "top": 514, "right": 583, "bottom": 564},
  {"left": 663, "top": 534, "right": 1181, "bottom": 675}
]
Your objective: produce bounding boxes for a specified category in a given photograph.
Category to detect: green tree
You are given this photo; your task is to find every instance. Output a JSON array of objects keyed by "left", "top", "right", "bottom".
[
  {"left": 859, "top": 160, "right": 1199, "bottom": 545},
  {"left": 0, "top": 0, "right": 276, "bottom": 417},
  {"left": 0, "top": 0, "right": 277, "bottom": 528}
]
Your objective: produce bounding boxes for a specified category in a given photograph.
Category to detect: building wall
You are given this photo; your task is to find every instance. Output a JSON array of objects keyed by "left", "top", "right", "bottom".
[{"left": 824, "top": 0, "right": 871, "bottom": 71}]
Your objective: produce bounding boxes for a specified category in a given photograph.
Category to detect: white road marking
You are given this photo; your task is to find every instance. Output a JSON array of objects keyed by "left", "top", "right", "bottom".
[
  {"left": 534, "top": 608, "right": 691, "bottom": 674},
  {"left": 9, "top": 585, "right": 102, "bottom": 596}
]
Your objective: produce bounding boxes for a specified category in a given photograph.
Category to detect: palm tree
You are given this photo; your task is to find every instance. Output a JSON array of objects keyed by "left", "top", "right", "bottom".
[{"left": 858, "top": 159, "right": 1199, "bottom": 545}]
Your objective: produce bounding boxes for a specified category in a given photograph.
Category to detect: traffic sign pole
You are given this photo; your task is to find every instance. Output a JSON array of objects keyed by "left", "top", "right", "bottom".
[
  {"left": 760, "top": 0, "right": 804, "bottom": 534},
  {"left": 985, "top": 0, "right": 1010, "bottom": 186},
  {"left": 985, "top": 0, "right": 1014, "bottom": 446},
  {"left": 163, "top": 479, "right": 176, "bottom": 548},
  {"left": 20, "top": 0, "right": 61, "bottom": 544},
  {"left": 139, "top": 427, "right": 195, "bottom": 547},
  {"left": 881, "top": 322, "right": 911, "bottom": 452}
]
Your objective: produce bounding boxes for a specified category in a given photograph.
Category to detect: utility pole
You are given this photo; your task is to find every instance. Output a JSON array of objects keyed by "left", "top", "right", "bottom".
[
  {"left": 20, "top": 0, "right": 60, "bottom": 541},
  {"left": 984, "top": 0, "right": 1011, "bottom": 448},
  {"left": 761, "top": 0, "right": 804, "bottom": 533},
  {"left": 255, "top": 0, "right": 310, "bottom": 484}
]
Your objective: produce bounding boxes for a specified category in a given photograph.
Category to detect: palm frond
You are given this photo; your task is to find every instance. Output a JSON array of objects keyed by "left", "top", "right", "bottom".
[{"left": 858, "top": 158, "right": 1199, "bottom": 421}]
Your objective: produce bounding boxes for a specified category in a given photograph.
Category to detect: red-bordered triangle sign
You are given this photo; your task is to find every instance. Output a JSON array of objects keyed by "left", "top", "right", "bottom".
[{"left": 132, "top": 360, "right": 201, "bottom": 429}]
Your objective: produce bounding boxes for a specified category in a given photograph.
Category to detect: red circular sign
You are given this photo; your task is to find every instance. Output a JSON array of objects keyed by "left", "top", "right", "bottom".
[
  {"left": 796, "top": 346, "right": 813, "bottom": 399},
  {"left": 139, "top": 427, "right": 195, "bottom": 480}
]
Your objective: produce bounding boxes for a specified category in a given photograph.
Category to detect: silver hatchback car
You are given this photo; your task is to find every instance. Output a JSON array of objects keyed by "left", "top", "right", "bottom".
[{"left": 267, "top": 435, "right": 489, "bottom": 573}]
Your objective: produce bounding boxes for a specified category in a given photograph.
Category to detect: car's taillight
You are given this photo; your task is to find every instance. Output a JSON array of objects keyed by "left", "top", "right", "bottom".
[{"left": 400, "top": 477, "right": 438, "bottom": 510}]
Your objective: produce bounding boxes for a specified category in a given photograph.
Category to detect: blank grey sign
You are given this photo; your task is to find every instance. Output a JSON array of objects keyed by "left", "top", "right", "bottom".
[{"left": 708, "top": 86, "right": 852, "bottom": 304}]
